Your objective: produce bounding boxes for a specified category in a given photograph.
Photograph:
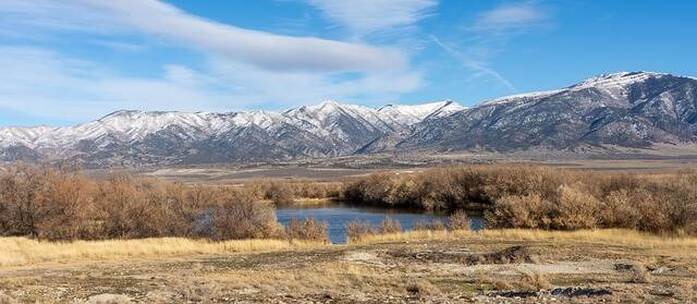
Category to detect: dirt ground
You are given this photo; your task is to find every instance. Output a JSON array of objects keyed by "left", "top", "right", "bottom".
[{"left": 1, "top": 233, "right": 695, "bottom": 303}]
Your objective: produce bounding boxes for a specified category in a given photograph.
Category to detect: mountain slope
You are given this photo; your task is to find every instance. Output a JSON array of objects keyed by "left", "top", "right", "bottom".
[
  {"left": 2, "top": 71, "right": 697, "bottom": 167},
  {"left": 387, "top": 72, "right": 697, "bottom": 152},
  {"left": 0, "top": 100, "right": 460, "bottom": 167}
]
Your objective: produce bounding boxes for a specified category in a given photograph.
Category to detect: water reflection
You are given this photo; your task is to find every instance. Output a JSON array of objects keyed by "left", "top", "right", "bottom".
[{"left": 276, "top": 203, "right": 485, "bottom": 244}]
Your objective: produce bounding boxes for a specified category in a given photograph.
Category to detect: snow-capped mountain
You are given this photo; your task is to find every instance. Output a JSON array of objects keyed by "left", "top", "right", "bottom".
[
  {"left": 2, "top": 71, "right": 697, "bottom": 167},
  {"left": 373, "top": 71, "right": 697, "bottom": 153},
  {"left": 0, "top": 100, "right": 463, "bottom": 166}
]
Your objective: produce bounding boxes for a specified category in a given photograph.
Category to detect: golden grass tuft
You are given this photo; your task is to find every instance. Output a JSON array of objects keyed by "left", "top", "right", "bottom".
[{"left": 0, "top": 237, "right": 323, "bottom": 267}]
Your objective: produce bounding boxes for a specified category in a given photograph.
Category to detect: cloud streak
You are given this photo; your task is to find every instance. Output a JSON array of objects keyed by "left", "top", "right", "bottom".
[
  {"left": 471, "top": 2, "right": 550, "bottom": 33},
  {"left": 2, "top": 0, "right": 407, "bottom": 73},
  {"left": 430, "top": 35, "right": 516, "bottom": 91},
  {"left": 307, "top": 0, "right": 437, "bottom": 36}
]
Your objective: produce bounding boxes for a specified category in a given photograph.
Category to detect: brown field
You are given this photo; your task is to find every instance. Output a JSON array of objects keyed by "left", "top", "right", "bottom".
[{"left": 1, "top": 229, "right": 696, "bottom": 303}]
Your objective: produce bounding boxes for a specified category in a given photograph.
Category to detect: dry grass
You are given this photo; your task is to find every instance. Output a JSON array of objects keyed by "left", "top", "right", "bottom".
[
  {"left": 354, "top": 229, "right": 697, "bottom": 255},
  {"left": 351, "top": 229, "right": 459, "bottom": 244},
  {"left": 476, "top": 229, "right": 697, "bottom": 251},
  {"left": 0, "top": 237, "right": 323, "bottom": 267},
  {"left": 204, "top": 261, "right": 401, "bottom": 295}
]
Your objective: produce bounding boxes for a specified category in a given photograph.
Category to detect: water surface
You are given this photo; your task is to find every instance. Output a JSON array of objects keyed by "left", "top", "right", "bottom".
[{"left": 277, "top": 204, "right": 485, "bottom": 243}]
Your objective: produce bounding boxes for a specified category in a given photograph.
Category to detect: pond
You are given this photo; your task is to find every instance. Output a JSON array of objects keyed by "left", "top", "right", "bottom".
[{"left": 276, "top": 204, "right": 485, "bottom": 244}]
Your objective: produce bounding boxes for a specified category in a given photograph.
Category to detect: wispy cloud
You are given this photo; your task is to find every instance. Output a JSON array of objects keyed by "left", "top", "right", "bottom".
[
  {"left": 0, "top": 46, "right": 422, "bottom": 122},
  {"left": 0, "top": 0, "right": 426, "bottom": 123},
  {"left": 1, "top": 0, "right": 407, "bottom": 73},
  {"left": 430, "top": 2, "right": 552, "bottom": 93},
  {"left": 307, "top": 0, "right": 437, "bottom": 36},
  {"left": 430, "top": 35, "right": 516, "bottom": 91},
  {"left": 471, "top": 2, "right": 550, "bottom": 33}
]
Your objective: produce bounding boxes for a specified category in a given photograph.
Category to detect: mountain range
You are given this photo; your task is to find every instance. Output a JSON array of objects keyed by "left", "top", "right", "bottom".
[{"left": 1, "top": 71, "right": 696, "bottom": 167}]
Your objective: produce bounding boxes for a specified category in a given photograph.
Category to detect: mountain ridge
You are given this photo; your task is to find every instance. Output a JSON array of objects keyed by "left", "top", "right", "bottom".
[{"left": 2, "top": 71, "right": 697, "bottom": 167}]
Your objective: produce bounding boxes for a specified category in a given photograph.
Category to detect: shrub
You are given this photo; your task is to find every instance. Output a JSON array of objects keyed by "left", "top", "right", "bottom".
[
  {"left": 265, "top": 182, "right": 295, "bottom": 206},
  {"left": 346, "top": 220, "right": 375, "bottom": 243},
  {"left": 379, "top": 217, "right": 402, "bottom": 234},
  {"left": 286, "top": 218, "right": 329, "bottom": 243},
  {"left": 550, "top": 184, "right": 600, "bottom": 230},
  {"left": 211, "top": 189, "right": 281, "bottom": 240},
  {"left": 486, "top": 194, "right": 552, "bottom": 229},
  {"left": 448, "top": 210, "right": 470, "bottom": 231},
  {"left": 413, "top": 219, "right": 446, "bottom": 231},
  {"left": 600, "top": 190, "right": 641, "bottom": 229}
]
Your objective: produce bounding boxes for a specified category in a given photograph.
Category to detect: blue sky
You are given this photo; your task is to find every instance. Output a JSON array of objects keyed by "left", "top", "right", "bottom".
[{"left": 1, "top": 0, "right": 696, "bottom": 126}]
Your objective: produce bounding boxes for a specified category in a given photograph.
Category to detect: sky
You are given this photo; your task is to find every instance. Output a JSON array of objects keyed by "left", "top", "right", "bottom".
[{"left": 1, "top": 0, "right": 696, "bottom": 126}]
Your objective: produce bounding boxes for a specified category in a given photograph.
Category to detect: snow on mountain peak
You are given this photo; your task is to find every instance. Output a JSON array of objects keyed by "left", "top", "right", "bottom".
[
  {"left": 0, "top": 100, "right": 470, "bottom": 150},
  {"left": 480, "top": 72, "right": 673, "bottom": 107},
  {"left": 572, "top": 71, "right": 668, "bottom": 89},
  {"left": 380, "top": 100, "right": 464, "bottom": 117},
  {"left": 480, "top": 90, "right": 564, "bottom": 106}
]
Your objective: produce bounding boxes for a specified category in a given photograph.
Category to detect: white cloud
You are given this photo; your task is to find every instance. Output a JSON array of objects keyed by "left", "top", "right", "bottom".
[
  {"left": 0, "top": 0, "right": 407, "bottom": 73},
  {"left": 307, "top": 0, "right": 437, "bottom": 35},
  {"left": 86, "top": 0, "right": 409, "bottom": 72},
  {"left": 0, "top": 0, "right": 427, "bottom": 124},
  {"left": 471, "top": 2, "right": 549, "bottom": 33},
  {"left": 0, "top": 47, "right": 232, "bottom": 120},
  {"left": 0, "top": 47, "right": 421, "bottom": 121}
]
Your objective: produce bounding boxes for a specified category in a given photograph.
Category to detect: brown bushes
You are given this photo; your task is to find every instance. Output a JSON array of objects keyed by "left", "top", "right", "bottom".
[
  {"left": 344, "top": 166, "right": 697, "bottom": 235},
  {"left": 264, "top": 182, "right": 295, "bottom": 206},
  {"left": 251, "top": 180, "right": 343, "bottom": 205},
  {"left": 346, "top": 220, "right": 375, "bottom": 243},
  {"left": 380, "top": 217, "right": 402, "bottom": 234},
  {"left": 448, "top": 210, "right": 470, "bottom": 231},
  {"left": 211, "top": 189, "right": 281, "bottom": 240},
  {"left": 286, "top": 218, "right": 329, "bottom": 243},
  {"left": 0, "top": 165, "right": 97, "bottom": 239},
  {"left": 0, "top": 165, "right": 302, "bottom": 241}
]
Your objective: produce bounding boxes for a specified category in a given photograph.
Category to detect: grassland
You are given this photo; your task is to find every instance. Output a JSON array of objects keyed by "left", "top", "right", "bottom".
[
  {"left": 0, "top": 237, "right": 322, "bottom": 267},
  {"left": 1, "top": 229, "right": 697, "bottom": 303}
]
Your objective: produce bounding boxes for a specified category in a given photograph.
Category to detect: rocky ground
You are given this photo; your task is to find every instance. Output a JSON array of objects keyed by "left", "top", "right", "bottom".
[{"left": 1, "top": 233, "right": 696, "bottom": 303}]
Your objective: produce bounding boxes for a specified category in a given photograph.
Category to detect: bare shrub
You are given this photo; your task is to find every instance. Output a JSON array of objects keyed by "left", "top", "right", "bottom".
[
  {"left": 448, "top": 210, "right": 470, "bottom": 231},
  {"left": 487, "top": 194, "right": 551, "bottom": 229},
  {"left": 0, "top": 165, "right": 52, "bottom": 237},
  {"left": 286, "top": 218, "right": 329, "bottom": 243},
  {"left": 633, "top": 189, "right": 672, "bottom": 234},
  {"left": 600, "top": 190, "right": 641, "bottom": 229},
  {"left": 379, "top": 217, "right": 401, "bottom": 234},
  {"left": 413, "top": 219, "right": 446, "bottom": 231},
  {"left": 265, "top": 182, "right": 295, "bottom": 206},
  {"left": 95, "top": 175, "right": 162, "bottom": 238},
  {"left": 550, "top": 184, "right": 600, "bottom": 230},
  {"left": 346, "top": 220, "right": 375, "bottom": 243},
  {"left": 211, "top": 189, "right": 281, "bottom": 240}
]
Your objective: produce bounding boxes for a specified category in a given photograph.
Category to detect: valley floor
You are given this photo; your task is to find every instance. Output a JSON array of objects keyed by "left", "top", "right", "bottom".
[{"left": 1, "top": 230, "right": 696, "bottom": 303}]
